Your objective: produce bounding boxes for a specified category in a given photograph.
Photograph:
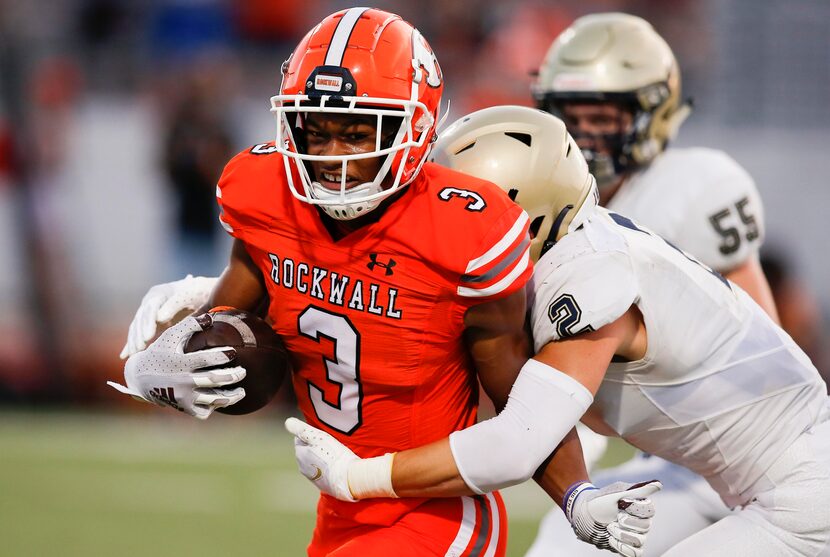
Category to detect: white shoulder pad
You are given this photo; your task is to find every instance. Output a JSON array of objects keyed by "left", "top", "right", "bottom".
[
  {"left": 672, "top": 149, "right": 765, "bottom": 272},
  {"left": 531, "top": 245, "right": 638, "bottom": 352}
]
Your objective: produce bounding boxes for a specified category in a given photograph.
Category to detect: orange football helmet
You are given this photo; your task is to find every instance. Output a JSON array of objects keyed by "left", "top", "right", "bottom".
[{"left": 271, "top": 8, "right": 444, "bottom": 220}]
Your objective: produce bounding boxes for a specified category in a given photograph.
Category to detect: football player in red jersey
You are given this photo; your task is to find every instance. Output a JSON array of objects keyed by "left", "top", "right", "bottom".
[{"left": 113, "top": 8, "right": 535, "bottom": 556}]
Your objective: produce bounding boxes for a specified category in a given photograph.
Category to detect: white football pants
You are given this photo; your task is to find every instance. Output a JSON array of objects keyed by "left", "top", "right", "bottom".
[
  {"left": 526, "top": 418, "right": 830, "bottom": 557},
  {"left": 525, "top": 454, "right": 730, "bottom": 557}
]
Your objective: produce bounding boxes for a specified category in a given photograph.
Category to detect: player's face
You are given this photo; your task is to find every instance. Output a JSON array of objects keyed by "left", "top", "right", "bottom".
[
  {"left": 560, "top": 102, "right": 633, "bottom": 156},
  {"left": 304, "top": 113, "right": 389, "bottom": 191}
]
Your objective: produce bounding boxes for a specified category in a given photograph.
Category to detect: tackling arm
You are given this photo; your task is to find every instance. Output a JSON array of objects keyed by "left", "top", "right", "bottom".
[
  {"left": 389, "top": 288, "right": 533, "bottom": 497},
  {"left": 286, "top": 305, "right": 660, "bottom": 554},
  {"left": 527, "top": 306, "right": 644, "bottom": 501},
  {"left": 290, "top": 303, "right": 644, "bottom": 499}
]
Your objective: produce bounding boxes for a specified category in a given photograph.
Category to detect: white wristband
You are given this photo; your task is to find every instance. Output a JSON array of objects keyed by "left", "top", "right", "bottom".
[
  {"left": 347, "top": 453, "right": 399, "bottom": 500},
  {"left": 563, "top": 481, "right": 597, "bottom": 520}
]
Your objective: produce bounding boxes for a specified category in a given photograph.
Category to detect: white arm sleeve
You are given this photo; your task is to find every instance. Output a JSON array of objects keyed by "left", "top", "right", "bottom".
[{"left": 448, "top": 359, "right": 593, "bottom": 494}]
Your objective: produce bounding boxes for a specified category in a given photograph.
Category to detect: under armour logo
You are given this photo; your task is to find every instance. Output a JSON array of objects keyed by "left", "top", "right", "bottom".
[
  {"left": 148, "top": 387, "right": 182, "bottom": 411},
  {"left": 367, "top": 253, "right": 396, "bottom": 276}
]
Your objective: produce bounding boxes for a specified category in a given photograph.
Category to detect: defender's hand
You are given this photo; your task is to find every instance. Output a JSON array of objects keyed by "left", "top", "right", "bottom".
[
  {"left": 120, "top": 274, "right": 219, "bottom": 359},
  {"left": 285, "top": 417, "right": 359, "bottom": 502},
  {"left": 109, "top": 315, "right": 246, "bottom": 420},
  {"left": 565, "top": 479, "right": 661, "bottom": 557}
]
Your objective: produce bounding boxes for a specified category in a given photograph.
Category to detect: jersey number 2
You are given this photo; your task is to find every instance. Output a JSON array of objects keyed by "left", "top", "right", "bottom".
[
  {"left": 299, "top": 306, "right": 363, "bottom": 435},
  {"left": 548, "top": 294, "right": 594, "bottom": 338}
]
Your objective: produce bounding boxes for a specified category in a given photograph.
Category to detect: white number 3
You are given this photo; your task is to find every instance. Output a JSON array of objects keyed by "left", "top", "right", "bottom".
[{"left": 298, "top": 306, "right": 363, "bottom": 434}]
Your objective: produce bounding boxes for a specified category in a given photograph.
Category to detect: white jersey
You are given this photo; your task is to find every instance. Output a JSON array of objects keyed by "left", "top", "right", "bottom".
[
  {"left": 530, "top": 208, "right": 826, "bottom": 507},
  {"left": 607, "top": 148, "right": 764, "bottom": 272}
]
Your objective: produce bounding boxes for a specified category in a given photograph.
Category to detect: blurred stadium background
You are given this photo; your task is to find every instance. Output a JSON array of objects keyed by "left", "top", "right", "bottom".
[{"left": 0, "top": 0, "right": 828, "bottom": 555}]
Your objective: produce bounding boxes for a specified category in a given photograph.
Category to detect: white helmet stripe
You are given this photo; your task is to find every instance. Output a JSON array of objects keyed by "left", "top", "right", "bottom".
[{"left": 324, "top": 7, "right": 370, "bottom": 67}]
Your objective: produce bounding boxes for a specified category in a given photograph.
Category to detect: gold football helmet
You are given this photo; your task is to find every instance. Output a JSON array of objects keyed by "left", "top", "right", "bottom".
[
  {"left": 533, "top": 13, "right": 691, "bottom": 184},
  {"left": 433, "top": 105, "right": 597, "bottom": 261}
]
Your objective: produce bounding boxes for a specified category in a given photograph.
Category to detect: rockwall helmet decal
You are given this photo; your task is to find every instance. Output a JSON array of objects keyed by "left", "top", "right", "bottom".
[
  {"left": 271, "top": 8, "right": 445, "bottom": 220},
  {"left": 412, "top": 29, "right": 442, "bottom": 89}
]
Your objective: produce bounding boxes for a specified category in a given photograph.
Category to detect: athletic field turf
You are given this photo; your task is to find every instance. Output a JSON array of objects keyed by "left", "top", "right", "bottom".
[{"left": 0, "top": 410, "right": 634, "bottom": 556}]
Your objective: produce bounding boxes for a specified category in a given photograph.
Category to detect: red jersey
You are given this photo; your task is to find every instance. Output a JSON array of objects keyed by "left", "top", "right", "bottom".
[{"left": 217, "top": 145, "right": 531, "bottom": 526}]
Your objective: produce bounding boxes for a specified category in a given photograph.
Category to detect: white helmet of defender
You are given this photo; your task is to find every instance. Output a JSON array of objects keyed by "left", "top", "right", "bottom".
[{"left": 433, "top": 105, "right": 598, "bottom": 261}]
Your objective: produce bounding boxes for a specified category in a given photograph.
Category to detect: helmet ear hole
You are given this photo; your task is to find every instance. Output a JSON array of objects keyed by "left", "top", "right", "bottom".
[
  {"left": 455, "top": 142, "right": 476, "bottom": 155},
  {"left": 504, "top": 132, "right": 532, "bottom": 147}
]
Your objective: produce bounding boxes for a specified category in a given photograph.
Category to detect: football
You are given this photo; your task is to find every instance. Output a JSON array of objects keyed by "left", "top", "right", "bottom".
[{"left": 185, "top": 307, "right": 291, "bottom": 415}]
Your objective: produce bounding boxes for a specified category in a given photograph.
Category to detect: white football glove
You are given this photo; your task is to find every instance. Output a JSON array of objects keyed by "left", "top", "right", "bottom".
[
  {"left": 108, "top": 314, "right": 246, "bottom": 420},
  {"left": 284, "top": 418, "right": 397, "bottom": 502},
  {"left": 564, "top": 479, "right": 662, "bottom": 557},
  {"left": 120, "top": 274, "right": 219, "bottom": 359},
  {"left": 285, "top": 417, "right": 359, "bottom": 501}
]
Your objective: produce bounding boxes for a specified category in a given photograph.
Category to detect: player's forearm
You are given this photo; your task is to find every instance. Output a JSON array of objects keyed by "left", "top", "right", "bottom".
[
  {"left": 533, "top": 427, "right": 590, "bottom": 504},
  {"left": 448, "top": 359, "right": 592, "bottom": 495},
  {"left": 341, "top": 440, "right": 471, "bottom": 499},
  {"left": 354, "top": 359, "right": 593, "bottom": 499},
  {"left": 390, "top": 439, "right": 474, "bottom": 497}
]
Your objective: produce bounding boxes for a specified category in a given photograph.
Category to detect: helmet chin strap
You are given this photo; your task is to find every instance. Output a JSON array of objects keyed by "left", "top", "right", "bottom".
[
  {"left": 539, "top": 178, "right": 599, "bottom": 258},
  {"left": 567, "top": 179, "right": 599, "bottom": 234},
  {"left": 434, "top": 99, "right": 451, "bottom": 133}
]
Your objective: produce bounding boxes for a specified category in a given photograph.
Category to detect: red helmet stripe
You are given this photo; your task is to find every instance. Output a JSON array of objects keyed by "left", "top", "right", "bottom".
[{"left": 324, "top": 7, "right": 369, "bottom": 67}]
